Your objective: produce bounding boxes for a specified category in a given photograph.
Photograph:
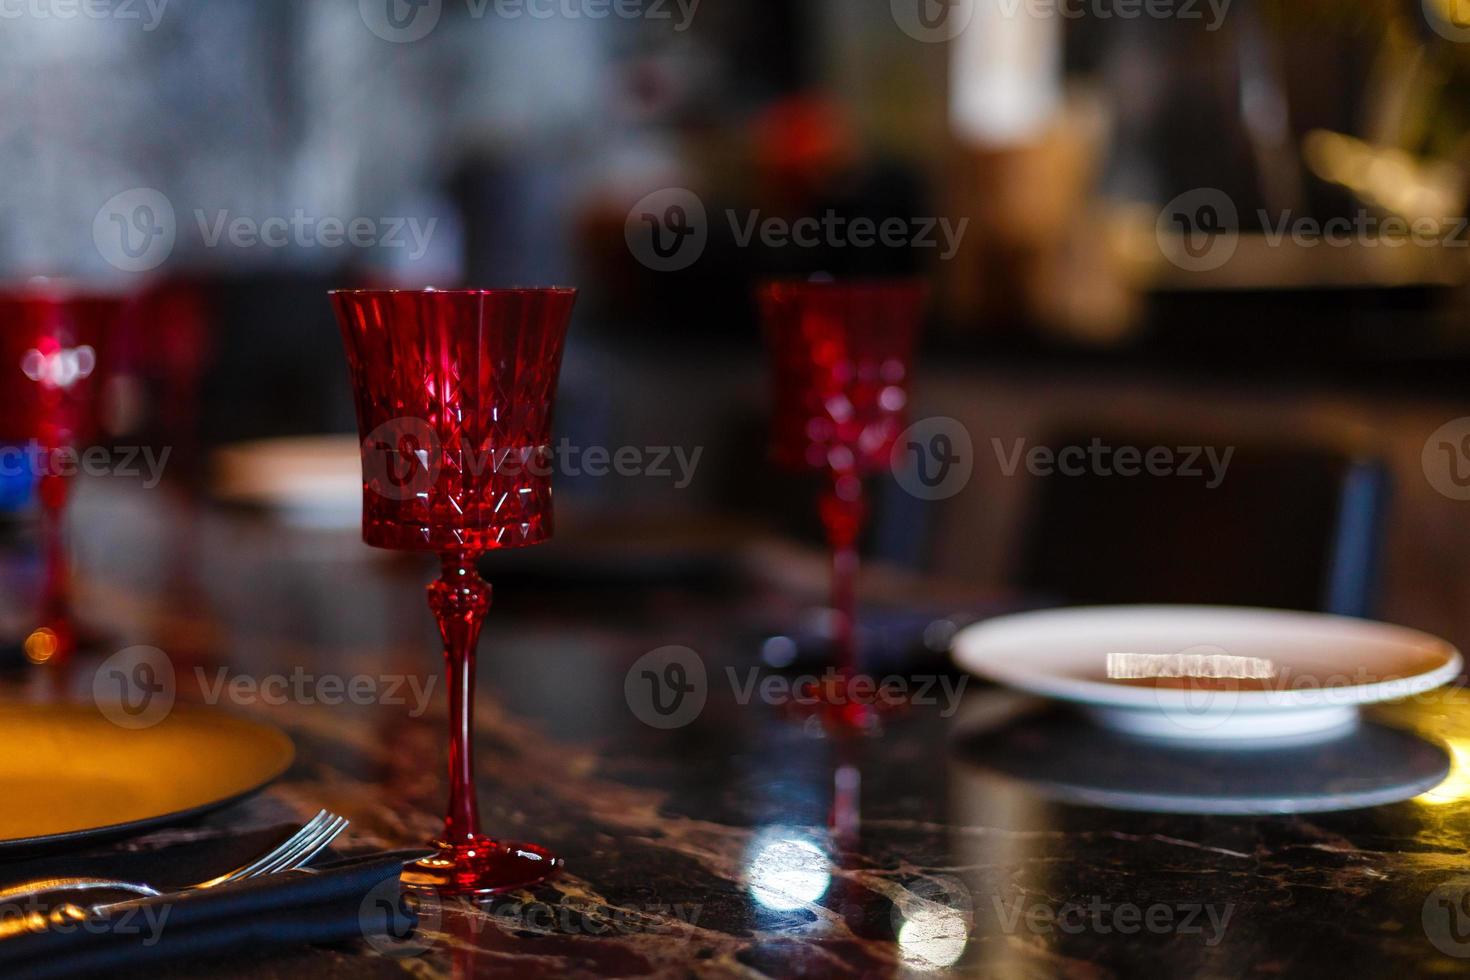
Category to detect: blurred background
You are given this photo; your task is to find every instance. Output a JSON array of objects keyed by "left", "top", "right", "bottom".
[{"left": 5, "top": 0, "right": 1470, "bottom": 653}]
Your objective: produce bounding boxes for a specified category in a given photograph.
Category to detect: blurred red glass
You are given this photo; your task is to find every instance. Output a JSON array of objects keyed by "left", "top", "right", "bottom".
[
  {"left": 0, "top": 283, "right": 126, "bottom": 668},
  {"left": 129, "top": 281, "right": 213, "bottom": 481},
  {"left": 757, "top": 278, "right": 927, "bottom": 730},
  {"left": 759, "top": 279, "right": 925, "bottom": 474},
  {"left": 0, "top": 288, "right": 118, "bottom": 444},
  {"left": 332, "top": 287, "right": 574, "bottom": 896}
]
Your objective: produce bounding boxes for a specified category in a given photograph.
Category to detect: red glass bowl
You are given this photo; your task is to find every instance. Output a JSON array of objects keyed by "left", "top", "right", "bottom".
[
  {"left": 757, "top": 278, "right": 927, "bottom": 475},
  {"left": 331, "top": 288, "right": 575, "bottom": 552}
]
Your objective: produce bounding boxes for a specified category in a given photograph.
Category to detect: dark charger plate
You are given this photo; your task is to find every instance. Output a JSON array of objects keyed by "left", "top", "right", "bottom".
[
  {"left": 953, "top": 704, "right": 1451, "bottom": 815},
  {"left": 0, "top": 703, "right": 293, "bottom": 854}
]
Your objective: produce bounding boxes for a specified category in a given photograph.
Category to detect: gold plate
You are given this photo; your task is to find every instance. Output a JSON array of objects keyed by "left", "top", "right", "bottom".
[{"left": 0, "top": 702, "right": 293, "bottom": 851}]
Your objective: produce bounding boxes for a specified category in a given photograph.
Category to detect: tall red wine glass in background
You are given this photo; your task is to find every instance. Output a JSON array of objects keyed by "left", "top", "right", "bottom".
[
  {"left": 0, "top": 283, "right": 122, "bottom": 668},
  {"left": 331, "top": 287, "right": 574, "bottom": 896},
  {"left": 757, "top": 278, "right": 927, "bottom": 730}
]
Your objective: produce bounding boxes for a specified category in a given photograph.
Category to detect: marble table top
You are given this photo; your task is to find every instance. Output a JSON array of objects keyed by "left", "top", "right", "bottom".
[{"left": 4, "top": 491, "right": 1470, "bottom": 979}]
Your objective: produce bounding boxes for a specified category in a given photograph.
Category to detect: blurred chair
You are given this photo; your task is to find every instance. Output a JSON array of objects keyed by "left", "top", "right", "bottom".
[{"left": 1015, "top": 434, "right": 1389, "bottom": 617}]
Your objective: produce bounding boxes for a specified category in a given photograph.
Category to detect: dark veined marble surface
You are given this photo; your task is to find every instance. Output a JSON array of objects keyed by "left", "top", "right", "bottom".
[{"left": 4, "top": 488, "right": 1470, "bottom": 979}]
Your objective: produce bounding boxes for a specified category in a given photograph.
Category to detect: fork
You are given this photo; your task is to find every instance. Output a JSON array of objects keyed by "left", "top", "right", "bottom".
[{"left": 0, "top": 808, "right": 349, "bottom": 909}]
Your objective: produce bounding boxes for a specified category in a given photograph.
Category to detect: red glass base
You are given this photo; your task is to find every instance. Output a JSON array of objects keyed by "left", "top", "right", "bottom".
[{"left": 400, "top": 835, "right": 562, "bottom": 897}]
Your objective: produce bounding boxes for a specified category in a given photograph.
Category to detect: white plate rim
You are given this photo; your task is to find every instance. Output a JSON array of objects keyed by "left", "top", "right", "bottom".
[{"left": 950, "top": 604, "right": 1464, "bottom": 714}]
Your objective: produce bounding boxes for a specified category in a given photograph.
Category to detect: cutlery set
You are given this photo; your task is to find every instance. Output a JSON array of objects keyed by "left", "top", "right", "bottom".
[{"left": 0, "top": 810, "right": 370, "bottom": 943}]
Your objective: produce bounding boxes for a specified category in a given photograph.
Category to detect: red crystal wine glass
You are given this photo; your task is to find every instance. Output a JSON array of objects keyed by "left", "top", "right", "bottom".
[
  {"left": 331, "top": 287, "right": 574, "bottom": 896},
  {"left": 0, "top": 283, "right": 120, "bottom": 669},
  {"left": 757, "top": 278, "right": 927, "bottom": 729}
]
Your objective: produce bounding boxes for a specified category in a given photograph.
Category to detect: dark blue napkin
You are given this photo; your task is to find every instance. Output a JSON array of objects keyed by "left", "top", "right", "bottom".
[{"left": 0, "top": 827, "right": 419, "bottom": 978}]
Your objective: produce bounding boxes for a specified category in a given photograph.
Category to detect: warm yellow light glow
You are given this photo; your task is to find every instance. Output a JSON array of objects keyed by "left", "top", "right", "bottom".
[
  {"left": 1302, "top": 129, "right": 1463, "bottom": 226},
  {"left": 1416, "top": 737, "right": 1470, "bottom": 807},
  {"left": 23, "top": 628, "right": 57, "bottom": 664},
  {"left": 1427, "top": 0, "right": 1470, "bottom": 29}
]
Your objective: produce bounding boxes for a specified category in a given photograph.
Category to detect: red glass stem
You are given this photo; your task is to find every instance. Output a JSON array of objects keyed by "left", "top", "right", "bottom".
[
  {"left": 427, "top": 552, "right": 490, "bottom": 846},
  {"left": 37, "top": 471, "right": 73, "bottom": 662},
  {"left": 831, "top": 762, "right": 860, "bottom": 844},
  {"left": 818, "top": 473, "right": 866, "bottom": 680}
]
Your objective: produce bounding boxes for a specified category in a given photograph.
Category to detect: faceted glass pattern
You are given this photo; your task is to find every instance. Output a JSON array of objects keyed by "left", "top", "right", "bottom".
[
  {"left": 331, "top": 288, "right": 575, "bottom": 552},
  {"left": 757, "top": 279, "right": 926, "bottom": 476}
]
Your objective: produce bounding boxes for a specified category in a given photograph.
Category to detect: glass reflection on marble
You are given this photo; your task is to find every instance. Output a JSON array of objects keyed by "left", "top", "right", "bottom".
[
  {"left": 897, "top": 905, "right": 969, "bottom": 970},
  {"left": 745, "top": 827, "right": 832, "bottom": 912},
  {"left": 889, "top": 869, "right": 973, "bottom": 969}
]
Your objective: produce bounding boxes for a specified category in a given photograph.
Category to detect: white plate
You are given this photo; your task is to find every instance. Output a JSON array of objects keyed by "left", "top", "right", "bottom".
[
  {"left": 212, "top": 435, "right": 362, "bottom": 529},
  {"left": 950, "top": 605, "right": 1462, "bottom": 742}
]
